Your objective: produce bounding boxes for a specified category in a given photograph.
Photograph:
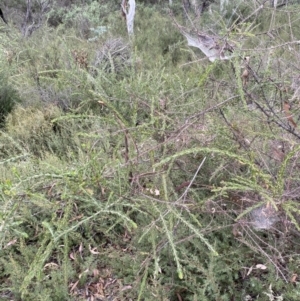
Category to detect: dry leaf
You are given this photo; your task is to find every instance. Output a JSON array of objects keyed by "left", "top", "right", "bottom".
[
  {"left": 4, "top": 239, "right": 17, "bottom": 249},
  {"left": 149, "top": 188, "right": 160, "bottom": 196},
  {"left": 89, "top": 244, "right": 100, "bottom": 255},
  {"left": 272, "top": 146, "right": 285, "bottom": 162},
  {"left": 246, "top": 266, "right": 253, "bottom": 276},
  {"left": 69, "top": 214, "right": 83, "bottom": 222},
  {"left": 79, "top": 269, "right": 89, "bottom": 279},
  {"left": 44, "top": 262, "right": 59, "bottom": 269},
  {"left": 79, "top": 242, "right": 83, "bottom": 253},
  {"left": 256, "top": 264, "right": 267, "bottom": 270},
  {"left": 290, "top": 273, "right": 298, "bottom": 283},
  {"left": 93, "top": 269, "right": 100, "bottom": 277},
  {"left": 283, "top": 101, "right": 297, "bottom": 128},
  {"left": 241, "top": 69, "right": 249, "bottom": 86},
  {"left": 70, "top": 280, "right": 79, "bottom": 291},
  {"left": 232, "top": 224, "right": 242, "bottom": 237},
  {"left": 121, "top": 285, "right": 132, "bottom": 291}
]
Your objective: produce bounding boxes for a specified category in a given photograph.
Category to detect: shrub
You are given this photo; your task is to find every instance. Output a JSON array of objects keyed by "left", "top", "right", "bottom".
[
  {"left": 91, "top": 37, "right": 131, "bottom": 77},
  {"left": 2, "top": 105, "right": 80, "bottom": 159},
  {"left": 0, "top": 73, "right": 21, "bottom": 127}
]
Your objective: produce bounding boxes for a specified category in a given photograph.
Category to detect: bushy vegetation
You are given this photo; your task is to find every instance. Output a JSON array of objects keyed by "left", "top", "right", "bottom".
[
  {"left": 0, "top": 73, "right": 21, "bottom": 127},
  {"left": 1, "top": 1, "right": 300, "bottom": 300}
]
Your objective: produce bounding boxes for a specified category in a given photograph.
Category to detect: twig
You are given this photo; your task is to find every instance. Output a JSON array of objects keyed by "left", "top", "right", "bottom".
[{"left": 176, "top": 157, "right": 206, "bottom": 203}]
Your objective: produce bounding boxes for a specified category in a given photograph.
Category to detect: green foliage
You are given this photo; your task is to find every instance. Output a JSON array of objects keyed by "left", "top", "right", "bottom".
[
  {"left": 0, "top": 73, "right": 21, "bottom": 127},
  {"left": 2, "top": 2, "right": 300, "bottom": 301},
  {"left": 133, "top": 6, "right": 186, "bottom": 65},
  {"left": 220, "top": 0, "right": 257, "bottom": 27},
  {"left": 47, "top": 0, "right": 121, "bottom": 38},
  {"left": 2, "top": 105, "right": 81, "bottom": 159}
]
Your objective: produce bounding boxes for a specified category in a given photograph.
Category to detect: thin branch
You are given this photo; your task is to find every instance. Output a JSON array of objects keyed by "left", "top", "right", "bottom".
[{"left": 176, "top": 157, "right": 207, "bottom": 203}]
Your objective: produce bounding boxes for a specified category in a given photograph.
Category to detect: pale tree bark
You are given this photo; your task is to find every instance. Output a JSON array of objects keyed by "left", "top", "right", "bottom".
[
  {"left": 121, "top": 0, "right": 136, "bottom": 36},
  {"left": 220, "top": 0, "right": 229, "bottom": 12},
  {"left": 270, "top": 0, "right": 278, "bottom": 7},
  {"left": 190, "top": 0, "right": 200, "bottom": 16},
  {"left": 22, "top": 0, "right": 51, "bottom": 37}
]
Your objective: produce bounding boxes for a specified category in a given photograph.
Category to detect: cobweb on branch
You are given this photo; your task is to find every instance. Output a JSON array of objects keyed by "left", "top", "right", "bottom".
[
  {"left": 249, "top": 204, "right": 279, "bottom": 230},
  {"left": 181, "top": 31, "right": 234, "bottom": 62}
]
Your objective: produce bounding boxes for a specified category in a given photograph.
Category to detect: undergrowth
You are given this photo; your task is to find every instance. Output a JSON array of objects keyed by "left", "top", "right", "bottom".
[{"left": 1, "top": 1, "right": 300, "bottom": 300}]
